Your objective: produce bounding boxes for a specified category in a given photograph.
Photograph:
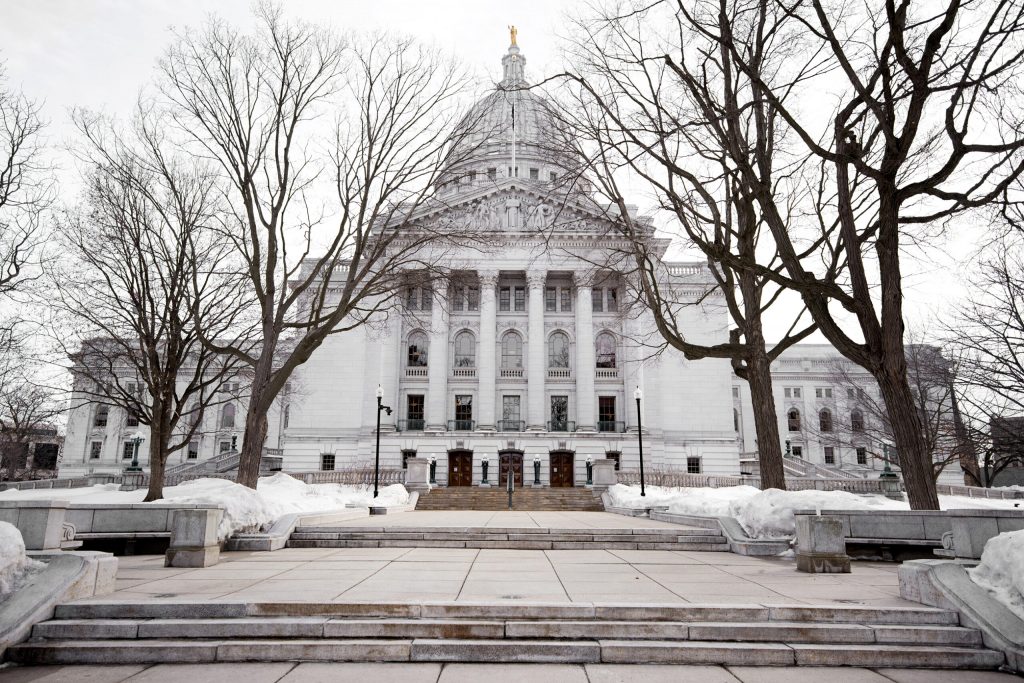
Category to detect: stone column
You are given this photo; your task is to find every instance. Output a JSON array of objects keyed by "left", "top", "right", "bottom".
[
  {"left": 378, "top": 311, "right": 400, "bottom": 430},
  {"left": 527, "top": 269, "right": 547, "bottom": 430},
  {"left": 478, "top": 270, "right": 499, "bottom": 431},
  {"left": 426, "top": 284, "right": 449, "bottom": 431},
  {"left": 575, "top": 274, "right": 596, "bottom": 431},
  {"left": 623, "top": 311, "right": 642, "bottom": 431}
]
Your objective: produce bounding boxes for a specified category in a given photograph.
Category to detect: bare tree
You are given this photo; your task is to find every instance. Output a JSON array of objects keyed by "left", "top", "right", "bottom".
[
  {"left": 0, "top": 369, "right": 63, "bottom": 481},
  {"left": 50, "top": 108, "right": 250, "bottom": 501},
  {"left": 159, "top": 7, "right": 487, "bottom": 487},
  {"left": 555, "top": 0, "right": 838, "bottom": 489}
]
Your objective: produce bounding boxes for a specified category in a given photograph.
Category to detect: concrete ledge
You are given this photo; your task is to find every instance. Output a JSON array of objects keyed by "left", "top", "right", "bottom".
[
  {"left": 226, "top": 508, "right": 370, "bottom": 552},
  {"left": 899, "top": 558, "right": 1023, "bottom": 673},
  {"left": 0, "top": 500, "right": 71, "bottom": 550},
  {"left": 644, "top": 510, "right": 789, "bottom": 556},
  {"left": 0, "top": 551, "right": 116, "bottom": 658}
]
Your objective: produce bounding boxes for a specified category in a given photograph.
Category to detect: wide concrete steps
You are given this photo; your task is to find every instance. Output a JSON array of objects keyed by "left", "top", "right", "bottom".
[
  {"left": 10, "top": 601, "right": 1003, "bottom": 668},
  {"left": 415, "top": 487, "right": 604, "bottom": 511},
  {"left": 287, "top": 525, "right": 729, "bottom": 550}
]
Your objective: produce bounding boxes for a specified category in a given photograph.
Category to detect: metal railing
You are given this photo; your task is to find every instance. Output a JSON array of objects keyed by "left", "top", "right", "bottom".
[
  {"left": 498, "top": 420, "right": 525, "bottom": 432},
  {"left": 447, "top": 419, "right": 475, "bottom": 431},
  {"left": 615, "top": 468, "right": 896, "bottom": 493},
  {"left": 547, "top": 420, "right": 576, "bottom": 433},
  {"left": 598, "top": 420, "right": 626, "bottom": 433},
  {"left": 936, "top": 484, "right": 1024, "bottom": 499},
  {"left": 397, "top": 419, "right": 425, "bottom": 432}
]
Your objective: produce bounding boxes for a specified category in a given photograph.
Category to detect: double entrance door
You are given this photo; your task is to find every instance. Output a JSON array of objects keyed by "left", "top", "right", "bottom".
[
  {"left": 549, "top": 451, "right": 574, "bottom": 487},
  {"left": 448, "top": 450, "right": 473, "bottom": 487},
  {"left": 499, "top": 451, "right": 523, "bottom": 487}
]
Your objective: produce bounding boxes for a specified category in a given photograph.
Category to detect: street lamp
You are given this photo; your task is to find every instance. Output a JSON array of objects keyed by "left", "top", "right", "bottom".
[
  {"left": 374, "top": 385, "right": 392, "bottom": 499},
  {"left": 126, "top": 431, "right": 144, "bottom": 473},
  {"left": 634, "top": 386, "right": 646, "bottom": 497}
]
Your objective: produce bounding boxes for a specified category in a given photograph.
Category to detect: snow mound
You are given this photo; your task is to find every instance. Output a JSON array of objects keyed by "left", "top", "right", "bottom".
[
  {"left": 0, "top": 474, "right": 411, "bottom": 541},
  {"left": 969, "top": 529, "right": 1024, "bottom": 620},
  {"left": 0, "top": 522, "right": 43, "bottom": 594}
]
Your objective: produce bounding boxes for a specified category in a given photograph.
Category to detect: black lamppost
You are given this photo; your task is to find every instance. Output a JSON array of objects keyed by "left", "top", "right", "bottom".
[
  {"left": 374, "top": 384, "right": 392, "bottom": 498},
  {"left": 126, "top": 431, "right": 144, "bottom": 473},
  {"left": 634, "top": 386, "right": 646, "bottom": 497}
]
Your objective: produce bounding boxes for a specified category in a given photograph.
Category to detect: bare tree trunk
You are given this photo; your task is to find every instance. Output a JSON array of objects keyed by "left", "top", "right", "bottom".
[
  {"left": 747, "top": 348, "right": 786, "bottom": 490},
  {"left": 144, "top": 434, "right": 165, "bottom": 502},
  {"left": 237, "top": 399, "right": 269, "bottom": 489},
  {"left": 876, "top": 372, "right": 940, "bottom": 509}
]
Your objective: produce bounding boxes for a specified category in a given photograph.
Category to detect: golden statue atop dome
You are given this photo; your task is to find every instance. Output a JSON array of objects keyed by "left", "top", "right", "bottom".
[{"left": 509, "top": 25, "right": 518, "bottom": 47}]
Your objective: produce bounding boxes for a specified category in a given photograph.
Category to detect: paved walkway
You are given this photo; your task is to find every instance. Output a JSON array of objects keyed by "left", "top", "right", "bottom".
[
  {"left": 323, "top": 510, "right": 702, "bottom": 529},
  {"left": 0, "top": 663, "right": 1018, "bottom": 682},
  {"left": 97, "top": 545, "right": 910, "bottom": 606}
]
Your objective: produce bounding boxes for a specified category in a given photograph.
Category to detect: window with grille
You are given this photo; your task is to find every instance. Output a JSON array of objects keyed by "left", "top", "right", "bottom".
[
  {"left": 454, "top": 331, "right": 475, "bottom": 367},
  {"left": 686, "top": 457, "right": 701, "bottom": 474},
  {"left": 591, "top": 287, "right": 603, "bottom": 312},
  {"left": 514, "top": 286, "right": 526, "bottom": 311},
  {"left": 122, "top": 442, "right": 134, "bottom": 460},
  {"left": 545, "top": 287, "right": 557, "bottom": 312},
  {"left": 455, "top": 395, "right": 473, "bottom": 424},
  {"left": 606, "top": 452, "right": 621, "bottom": 470},
  {"left": 499, "top": 287, "right": 511, "bottom": 311},
  {"left": 598, "top": 397, "right": 616, "bottom": 431},
  {"left": 126, "top": 411, "right": 139, "bottom": 427},
  {"left": 467, "top": 287, "right": 479, "bottom": 311},
  {"left": 453, "top": 286, "right": 465, "bottom": 311},
  {"left": 93, "top": 405, "right": 109, "bottom": 428},
  {"left": 550, "top": 396, "right": 569, "bottom": 430},
  {"left": 407, "top": 331, "right": 428, "bottom": 367},
  {"left": 595, "top": 333, "right": 616, "bottom": 368},
  {"left": 560, "top": 288, "right": 572, "bottom": 312},
  {"left": 187, "top": 441, "right": 199, "bottom": 460},
  {"left": 407, "top": 395, "right": 425, "bottom": 423},
  {"left": 606, "top": 288, "right": 618, "bottom": 312},
  {"left": 548, "top": 332, "right": 570, "bottom": 368},
  {"left": 819, "top": 409, "right": 833, "bottom": 432},
  {"left": 816, "top": 388, "right": 833, "bottom": 399},
  {"left": 824, "top": 446, "right": 835, "bottom": 464},
  {"left": 89, "top": 441, "right": 102, "bottom": 459},
  {"left": 502, "top": 396, "right": 521, "bottom": 425},
  {"left": 851, "top": 409, "right": 865, "bottom": 432},
  {"left": 501, "top": 332, "right": 523, "bottom": 368},
  {"left": 321, "top": 454, "right": 335, "bottom": 471}
]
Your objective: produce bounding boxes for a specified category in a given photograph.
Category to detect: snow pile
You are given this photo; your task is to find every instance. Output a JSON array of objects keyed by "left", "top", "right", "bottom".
[
  {"left": 0, "top": 474, "right": 410, "bottom": 541},
  {"left": 607, "top": 484, "right": 1021, "bottom": 539},
  {"left": 969, "top": 530, "right": 1024, "bottom": 620},
  {"left": 0, "top": 522, "right": 43, "bottom": 594}
]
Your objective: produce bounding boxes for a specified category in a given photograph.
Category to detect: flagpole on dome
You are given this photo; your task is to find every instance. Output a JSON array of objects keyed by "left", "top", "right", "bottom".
[{"left": 508, "top": 25, "right": 518, "bottom": 185}]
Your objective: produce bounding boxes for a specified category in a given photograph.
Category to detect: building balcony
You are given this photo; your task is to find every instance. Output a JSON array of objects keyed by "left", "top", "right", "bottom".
[
  {"left": 598, "top": 420, "right": 627, "bottom": 433},
  {"left": 405, "top": 367, "right": 428, "bottom": 378},
  {"left": 500, "top": 367, "right": 524, "bottom": 379},
  {"left": 397, "top": 419, "right": 425, "bottom": 432},
  {"left": 595, "top": 367, "right": 619, "bottom": 379},
  {"left": 547, "top": 368, "right": 571, "bottom": 380},
  {"left": 447, "top": 419, "right": 476, "bottom": 431},
  {"left": 452, "top": 368, "right": 477, "bottom": 379},
  {"left": 547, "top": 420, "right": 576, "bottom": 433},
  {"left": 498, "top": 419, "right": 525, "bottom": 432}
]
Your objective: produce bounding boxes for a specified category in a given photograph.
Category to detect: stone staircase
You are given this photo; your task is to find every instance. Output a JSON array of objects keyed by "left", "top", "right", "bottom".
[
  {"left": 287, "top": 525, "right": 729, "bottom": 551},
  {"left": 416, "top": 486, "right": 604, "bottom": 511},
  {"left": 9, "top": 601, "right": 1004, "bottom": 668}
]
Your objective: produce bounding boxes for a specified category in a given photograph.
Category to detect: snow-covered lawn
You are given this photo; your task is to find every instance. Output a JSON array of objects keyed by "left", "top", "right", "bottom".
[
  {"left": 0, "top": 474, "right": 410, "bottom": 540},
  {"left": 0, "top": 522, "right": 43, "bottom": 595},
  {"left": 606, "top": 484, "right": 1024, "bottom": 539},
  {"left": 970, "top": 529, "right": 1024, "bottom": 621}
]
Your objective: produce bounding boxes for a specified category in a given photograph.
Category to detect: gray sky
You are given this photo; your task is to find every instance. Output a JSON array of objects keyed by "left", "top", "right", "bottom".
[{"left": 0, "top": 0, "right": 969, "bottom": 344}]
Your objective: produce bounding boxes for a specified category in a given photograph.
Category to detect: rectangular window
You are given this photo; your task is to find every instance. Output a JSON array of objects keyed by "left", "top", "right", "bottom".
[
  {"left": 550, "top": 395, "right": 569, "bottom": 431},
  {"left": 529, "top": 168, "right": 539, "bottom": 180},
  {"left": 402, "top": 450, "right": 416, "bottom": 469},
  {"left": 488, "top": 167, "right": 497, "bottom": 180},
  {"left": 847, "top": 388, "right": 856, "bottom": 399},
  {"left": 824, "top": 446, "right": 835, "bottom": 465},
  {"left": 453, "top": 286, "right": 465, "bottom": 311},
  {"left": 606, "top": 452, "right": 621, "bottom": 470},
  {"left": 126, "top": 411, "right": 139, "bottom": 427},
  {"left": 188, "top": 441, "right": 199, "bottom": 460},
  {"left": 856, "top": 447, "right": 868, "bottom": 465},
  {"left": 784, "top": 388, "right": 791, "bottom": 398},
  {"left": 406, "top": 287, "right": 417, "bottom": 310},
  {"left": 421, "top": 286, "right": 432, "bottom": 311},
  {"left": 686, "top": 457, "right": 702, "bottom": 474},
  {"left": 732, "top": 387, "right": 740, "bottom": 398},
  {"left": 455, "top": 395, "right": 473, "bottom": 429},
  {"left": 93, "top": 405, "right": 109, "bottom": 428},
  {"left": 550, "top": 171, "right": 558, "bottom": 182},
  {"left": 598, "top": 396, "right": 616, "bottom": 432},
  {"left": 502, "top": 396, "right": 521, "bottom": 430},
  {"left": 514, "top": 286, "right": 526, "bottom": 311},
  {"left": 784, "top": 387, "right": 802, "bottom": 398},
  {"left": 122, "top": 442, "right": 134, "bottom": 460},
  {"left": 499, "top": 287, "right": 511, "bottom": 312},
  {"left": 89, "top": 441, "right": 102, "bottom": 459},
  {"left": 321, "top": 454, "right": 335, "bottom": 471},
  {"left": 560, "top": 288, "right": 572, "bottom": 312},
  {"left": 407, "top": 395, "right": 425, "bottom": 430},
  {"left": 545, "top": 287, "right": 557, "bottom": 312},
  {"left": 816, "top": 388, "right": 833, "bottom": 399},
  {"left": 591, "top": 288, "right": 604, "bottom": 312},
  {"left": 791, "top": 445, "right": 803, "bottom": 458},
  {"left": 219, "top": 440, "right": 232, "bottom": 454},
  {"left": 607, "top": 288, "right": 618, "bottom": 312},
  {"left": 467, "top": 287, "right": 479, "bottom": 311}
]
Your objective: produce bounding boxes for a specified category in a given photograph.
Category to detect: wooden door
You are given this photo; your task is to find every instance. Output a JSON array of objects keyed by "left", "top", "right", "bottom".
[
  {"left": 549, "top": 452, "right": 574, "bottom": 487},
  {"left": 499, "top": 452, "right": 523, "bottom": 487},
  {"left": 448, "top": 451, "right": 473, "bottom": 487}
]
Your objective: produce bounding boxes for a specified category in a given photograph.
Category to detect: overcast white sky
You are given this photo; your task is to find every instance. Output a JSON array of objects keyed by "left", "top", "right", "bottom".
[{"left": 0, "top": 0, "right": 970, "bottom": 344}]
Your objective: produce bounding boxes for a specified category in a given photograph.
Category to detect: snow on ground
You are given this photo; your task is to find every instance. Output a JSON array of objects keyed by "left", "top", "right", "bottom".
[
  {"left": 0, "top": 474, "right": 410, "bottom": 540},
  {"left": 970, "top": 529, "right": 1024, "bottom": 621},
  {"left": 0, "top": 522, "right": 43, "bottom": 595},
  {"left": 606, "top": 483, "right": 1024, "bottom": 539}
]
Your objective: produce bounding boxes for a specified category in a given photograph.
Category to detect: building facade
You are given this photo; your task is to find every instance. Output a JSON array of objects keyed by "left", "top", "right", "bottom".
[{"left": 59, "top": 40, "right": 966, "bottom": 487}]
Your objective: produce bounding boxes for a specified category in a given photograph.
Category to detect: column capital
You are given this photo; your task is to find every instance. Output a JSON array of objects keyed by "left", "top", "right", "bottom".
[
  {"left": 526, "top": 270, "right": 547, "bottom": 289},
  {"left": 574, "top": 271, "right": 594, "bottom": 289},
  {"left": 478, "top": 270, "right": 500, "bottom": 288}
]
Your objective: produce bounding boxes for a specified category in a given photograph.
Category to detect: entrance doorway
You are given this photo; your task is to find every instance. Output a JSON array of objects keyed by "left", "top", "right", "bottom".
[
  {"left": 499, "top": 450, "right": 523, "bottom": 487},
  {"left": 447, "top": 450, "right": 473, "bottom": 487},
  {"left": 549, "top": 451, "right": 575, "bottom": 487}
]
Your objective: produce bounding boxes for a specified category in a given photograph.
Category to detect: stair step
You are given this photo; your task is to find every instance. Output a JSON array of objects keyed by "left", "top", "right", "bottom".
[{"left": 286, "top": 539, "right": 728, "bottom": 550}]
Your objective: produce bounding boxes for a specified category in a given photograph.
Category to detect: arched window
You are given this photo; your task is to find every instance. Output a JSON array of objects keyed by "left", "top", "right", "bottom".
[
  {"left": 407, "top": 331, "right": 428, "bottom": 367},
  {"left": 548, "top": 331, "right": 570, "bottom": 368},
  {"left": 454, "top": 331, "right": 475, "bottom": 367},
  {"left": 596, "top": 332, "right": 616, "bottom": 368},
  {"left": 819, "top": 409, "right": 833, "bottom": 432},
  {"left": 221, "top": 403, "right": 236, "bottom": 429},
  {"left": 851, "top": 409, "right": 864, "bottom": 432},
  {"left": 93, "top": 405, "right": 109, "bottom": 428},
  {"left": 787, "top": 408, "right": 801, "bottom": 432},
  {"left": 501, "top": 332, "right": 523, "bottom": 368}
]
